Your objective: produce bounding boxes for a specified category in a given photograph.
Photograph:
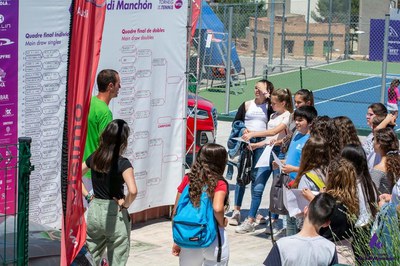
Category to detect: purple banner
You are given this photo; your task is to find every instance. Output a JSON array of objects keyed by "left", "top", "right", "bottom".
[
  {"left": 0, "top": 0, "right": 18, "bottom": 214},
  {"left": 370, "top": 19, "right": 400, "bottom": 62}
]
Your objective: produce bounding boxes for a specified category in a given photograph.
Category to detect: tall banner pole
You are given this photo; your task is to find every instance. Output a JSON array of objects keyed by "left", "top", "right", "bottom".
[{"left": 60, "top": 0, "right": 106, "bottom": 264}]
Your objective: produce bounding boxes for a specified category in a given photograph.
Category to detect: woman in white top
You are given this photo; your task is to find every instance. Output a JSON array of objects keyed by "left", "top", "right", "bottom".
[
  {"left": 229, "top": 80, "right": 274, "bottom": 232},
  {"left": 235, "top": 88, "right": 293, "bottom": 234}
]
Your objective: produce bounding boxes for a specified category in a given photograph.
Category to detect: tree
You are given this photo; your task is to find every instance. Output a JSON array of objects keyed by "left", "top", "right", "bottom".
[{"left": 311, "top": 0, "right": 359, "bottom": 30}]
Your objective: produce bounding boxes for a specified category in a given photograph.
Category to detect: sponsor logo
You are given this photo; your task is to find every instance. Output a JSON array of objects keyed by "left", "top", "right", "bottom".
[
  {"left": 0, "top": 54, "right": 11, "bottom": 59},
  {"left": 0, "top": 0, "right": 11, "bottom": 6},
  {"left": 4, "top": 125, "right": 11, "bottom": 136},
  {"left": 0, "top": 38, "right": 14, "bottom": 46},
  {"left": 3, "top": 107, "right": 13, "bottom": 118},
  {"left": 0, "top": 94, "right": 9, "bottom": 101},
  {"left": 0, "top": 14, "right": 11, "bottom": 31},
  {"left": 389, "top": 26, "right": 399, "bottom": 38},
  {"left": 158, "top": 0, "right": 173, "bottom": 10},
  {"left": 174, "top": 0, "right": 182, "bottom": 9},
  {"left": 369, "top": 233, "right": 383, "bottom": 249},
  {"left": 0, "top": 68, "right": 5, "bottom": 87}
]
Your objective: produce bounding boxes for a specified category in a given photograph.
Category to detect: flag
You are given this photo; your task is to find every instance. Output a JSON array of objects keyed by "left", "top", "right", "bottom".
[{"left": 61, "top": 0, "right": 106, "bottom": 264}]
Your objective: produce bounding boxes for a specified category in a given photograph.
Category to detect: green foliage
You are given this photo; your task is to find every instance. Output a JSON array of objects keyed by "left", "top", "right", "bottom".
[
  {"left": 349, "top": 205, "right": 400, "bottom": 265},
  {"left": 311, "top": 0, "right": 359, "bottom": 30}
]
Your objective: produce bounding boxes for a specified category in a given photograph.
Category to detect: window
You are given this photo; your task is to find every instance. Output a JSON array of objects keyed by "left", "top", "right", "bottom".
[
  {"left": 285, "top": 40, "right": 294, "bottom": 54},
  {"left": 304, "top": 40, "right": 314, "bottom": 56},
  {"left": 263, "top": 37, "right": 268, "bottom": 52},
  {"left": 323, "top": 41, "right": 334, "bottom": 57}
]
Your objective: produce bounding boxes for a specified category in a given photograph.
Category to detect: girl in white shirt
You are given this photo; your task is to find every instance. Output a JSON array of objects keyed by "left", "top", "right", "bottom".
[{"left": 236, "top": 89, "right": 293, "bottom": 234}]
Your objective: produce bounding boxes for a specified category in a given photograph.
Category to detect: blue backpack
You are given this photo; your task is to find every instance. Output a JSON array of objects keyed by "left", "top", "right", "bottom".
[{"left": 172, "top": 185, "right": 217, "bottom": 248}]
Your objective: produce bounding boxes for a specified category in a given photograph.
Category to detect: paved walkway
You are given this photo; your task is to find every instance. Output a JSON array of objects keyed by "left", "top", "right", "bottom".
[{"left": 128, "top": 121, "right": 275, "bottom": 265}]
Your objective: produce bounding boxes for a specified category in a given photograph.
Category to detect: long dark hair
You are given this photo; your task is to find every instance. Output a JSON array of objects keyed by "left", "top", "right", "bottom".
[
  {"left": 188, "top": 143, "right": 228, "bottom": 208},
  {"left": 295, "top": 89, "right": 314, "bottom": 106},
  {"left": 368, "top": 103, "right": 387, "bottom": 116},
  {"left": 292, "top": 136, "right": 330, "bottom": 188},
  {"left": 341, "top": 144, "right": 378, "bottom": 217},
  {"left": 333, "top": 116, "right": 361, "bottom": 151},
  {"left": 374, "top": 128, "right": 400, "bottom": 187},
  {"left": 310, "top": 116, "right": 341, "bottom": 161},
  {"left": 326, "top": 158, "right": 359, "bottom": 216},
  {"left": 92, "top": 119, "right": 130, "bottom": 173}
]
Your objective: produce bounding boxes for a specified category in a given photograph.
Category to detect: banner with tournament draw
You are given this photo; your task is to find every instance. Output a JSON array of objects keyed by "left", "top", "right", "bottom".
[{"left": 97, "top": 0, "right": 187, "bottom": 212}]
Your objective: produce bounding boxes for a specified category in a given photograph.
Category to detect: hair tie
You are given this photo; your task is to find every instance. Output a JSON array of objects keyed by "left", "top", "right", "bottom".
[{"left": 386, "top": 150, "right": 400, "bottom": 156}]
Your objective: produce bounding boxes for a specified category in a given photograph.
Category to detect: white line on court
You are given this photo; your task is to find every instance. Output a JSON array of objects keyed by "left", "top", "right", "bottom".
[{"left": 315, "top": 81, "right": 392, "bottom": 105}]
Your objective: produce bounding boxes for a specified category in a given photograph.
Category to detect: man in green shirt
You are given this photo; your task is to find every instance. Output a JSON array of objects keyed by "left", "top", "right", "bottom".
[{"left": 83, "top": 69, "right": 121, "bottom": 181}]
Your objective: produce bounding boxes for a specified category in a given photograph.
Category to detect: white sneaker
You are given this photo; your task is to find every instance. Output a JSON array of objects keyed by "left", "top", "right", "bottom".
[
  {"left": 255, "top": 214, "right": 267, "bottom": 225},
  {"left": 229, "top": 211, "right": 241, "bottom": 226},
  {"left": 235, "top": 219, "right": 256, "bottom": 234},
  {"left": 264, "top": 220, "right": 281, "bottom": 235}
]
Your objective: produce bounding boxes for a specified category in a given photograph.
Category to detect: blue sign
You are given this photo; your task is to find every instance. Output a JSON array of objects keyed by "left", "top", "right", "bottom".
[{"left": 369, "top": 19, "right": 400, "bottom": 62}]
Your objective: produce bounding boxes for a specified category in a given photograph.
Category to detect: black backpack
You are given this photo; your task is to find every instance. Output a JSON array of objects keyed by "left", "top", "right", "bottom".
[{"left": 236, "top": 143, "right": 253, "bottom": 186}]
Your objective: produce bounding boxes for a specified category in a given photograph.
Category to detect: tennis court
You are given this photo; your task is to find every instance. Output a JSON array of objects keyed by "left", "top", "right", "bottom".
[{"left": 199, "top": 60, "right": 400, "bottom": 130}]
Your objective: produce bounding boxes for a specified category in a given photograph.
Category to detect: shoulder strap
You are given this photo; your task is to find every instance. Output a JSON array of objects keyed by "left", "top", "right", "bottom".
[{"left": 305, "top": 172, "right": 325, "bottom": 190}]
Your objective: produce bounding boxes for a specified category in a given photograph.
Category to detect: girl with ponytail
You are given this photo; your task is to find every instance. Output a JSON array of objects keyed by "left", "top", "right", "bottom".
[
  {"left": 172, "top": 143, "right": 230, "bottom": 265},
  {"left": 81, "top": 119, "right": 138, "bottom": 266}
]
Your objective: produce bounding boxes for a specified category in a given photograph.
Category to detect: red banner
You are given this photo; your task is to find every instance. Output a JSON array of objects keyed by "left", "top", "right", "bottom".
[
  {"left": 191, "top": 0, "right": 201, "bottom": 39},
  {"left": 61, "top": 0, "right": 106, "bottom": 265}
]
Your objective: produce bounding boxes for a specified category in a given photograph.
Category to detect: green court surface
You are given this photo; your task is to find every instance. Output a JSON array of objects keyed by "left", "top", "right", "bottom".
[{"left": 199, "top": 60, "right": 400, "bottom": 115}]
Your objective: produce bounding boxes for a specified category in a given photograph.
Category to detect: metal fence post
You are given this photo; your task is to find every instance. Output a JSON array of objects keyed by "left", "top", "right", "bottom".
[
  {"left": 381, "top": 14, "right": 390, "bottom": 104},
  {"left": 280, "top": 0, "right": 286, "bottom": 72},
  {"left": 344, "top": 0, "right": 352, "bottom": 59},
  {"left": 305, "top": 0, "right": 311, "bottom": 67},
  {"left": 252, "top": 1, "right": 258, "bottom": 78},
  {"left": 327, "top": 0, "right": 332, "bottom": 63},
  {"left": 268, "top": 0, "right": 276, "bottom": 70},
  {"left": 17, "top": 137, "right": 33, "bottom": 266},
  {"left": 225, "top": 7, "right": 233, "bottom": 114}
]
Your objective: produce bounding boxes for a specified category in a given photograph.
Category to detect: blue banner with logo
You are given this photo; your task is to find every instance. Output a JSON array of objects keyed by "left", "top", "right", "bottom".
[{"left": 370, "top": 19, "right": 400, "bottom": 62}]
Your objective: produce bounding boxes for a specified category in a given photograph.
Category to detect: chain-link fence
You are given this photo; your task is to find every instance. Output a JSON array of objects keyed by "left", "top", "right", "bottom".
[
  {"left": 188, "top": 0, "right": 400, "bottom": 130},
  {"left": 0, "top": 138, "right": 33, "bottom": 265},
  {"left": 189, "top": 0, "right": 356, "bottom": 85}
]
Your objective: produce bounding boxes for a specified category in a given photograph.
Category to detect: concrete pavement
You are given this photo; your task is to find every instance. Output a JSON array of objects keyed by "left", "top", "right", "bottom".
[{"left": 127, "top": 121, "right": 275, "bottom": 265}]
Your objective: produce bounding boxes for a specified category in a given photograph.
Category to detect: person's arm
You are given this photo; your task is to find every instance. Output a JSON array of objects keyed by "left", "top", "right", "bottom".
[
  {"left": 81, "top": 162, "right": 90, "bottom": 198},
  {"left": 115, "top": 167, "right": 138, "bottom": 209},
  {"left": 263, "top": 244, "right": 282, "bottom": 266},
  {"left": 249, "top": 141, "right": 266, "bottom": 150},
  {"left": 378, "top": 193, "right": 392, "bottom": 208},
  {"left": 375, "top": 113, "right": 396, "bottom": 130},
  {"left": 213, "top": 190, "right": 228, "bottom": 227},
  {"left": 242, "top": 123, "right": 287, "bottom": 141},
  {"left": 302, "top": 188, "right": 316, "bottom": 202},
  {"left": 172, "top": 192, "right": 181, "bottom": 217},
  {"left": 282, "top": 164, "right": 299, "bottom": 175},
  {"left": 121, "top": 167, "right": 137, "bottom": 208}
]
